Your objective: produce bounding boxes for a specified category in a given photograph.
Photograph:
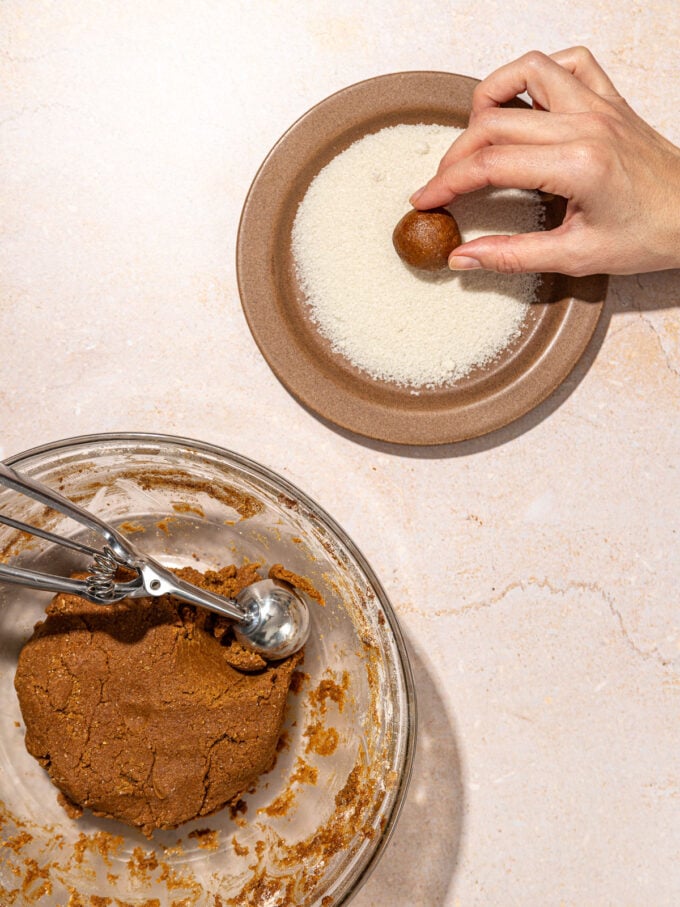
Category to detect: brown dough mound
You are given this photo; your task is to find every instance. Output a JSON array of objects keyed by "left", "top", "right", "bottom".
[{"left": 14, "top": 564, "right": 301, "bottom": 837}]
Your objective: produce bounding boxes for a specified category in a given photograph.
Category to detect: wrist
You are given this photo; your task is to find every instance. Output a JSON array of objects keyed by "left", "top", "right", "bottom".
[{"left": 654, "top": 144, "right": 680, "bottom": 270}]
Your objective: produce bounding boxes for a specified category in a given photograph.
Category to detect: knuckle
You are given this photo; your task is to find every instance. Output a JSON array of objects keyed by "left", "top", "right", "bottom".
[
  {"left": 558, "top": 240, "right": 592, "bottom": 277},
  {"left": 566, "top": 257, "right": 592, "bottom": 277},
  {"left": 587, "top": 141, "right": 611, "bottom": 174},
  {"left": 570, "top": 44, "right": 596, "bottom": 66},
  {"left": 523, "top": 50, "right": 550, "bottom": 71},
  {"left": 494, "top": 243, "right": 526, "bottom": 274},
  {"left": 476, "top": 145, "right": 499, "bottom": 173},
  {"left": 473, "top": 107, "right": 501, "bottom": 132},
  {"left": 435, "top": 169, "right": 457, "bottom": 197},
  {"left": 472, "top": 146, "right": 503, "bottom": 185},
  {"left": 582, "top": 110, "right": 609, "bottom": 132},
  {"left": 569, "top": 139, "right": 609, "bottom": 177},
  {"left": 584, "top": 108, "right": 624, "bottom": 135},
  {"left": 470, "top": 82, "right": 489, "bottom": 110}
]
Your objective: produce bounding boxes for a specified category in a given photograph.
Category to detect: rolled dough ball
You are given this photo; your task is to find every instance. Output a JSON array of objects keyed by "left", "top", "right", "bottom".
[{"left": 392, "top": 207, "right": 462, "bottom": 271}]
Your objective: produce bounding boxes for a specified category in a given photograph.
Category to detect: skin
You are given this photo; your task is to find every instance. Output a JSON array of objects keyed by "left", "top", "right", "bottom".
[{"left": 410, "top": 47, "right": 680, "bottom": 276}]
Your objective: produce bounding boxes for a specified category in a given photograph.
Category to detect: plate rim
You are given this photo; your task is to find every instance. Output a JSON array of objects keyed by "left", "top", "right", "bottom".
[{"left": 236, "top": 70, "right": 607, "bottom": 446}]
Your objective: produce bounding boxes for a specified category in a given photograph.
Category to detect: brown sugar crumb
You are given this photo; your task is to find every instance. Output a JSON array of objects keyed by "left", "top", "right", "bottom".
[
  {"left": 276, "top": 493, "right": 299, "bottom": 511},
  {"left": 171, "top": 502, "right": 205, "bottom": 517},
  {"left": 322, "top": 898, "right": 334, "bottom": 906},
  {"left": 115, "top": 901, "right": 160, "bottom": 907},
  {"left": 127, "top": 847, "right": 160, "bottom": 882},
  {"left": 289, "top": 670, "right": 310, "bottom": 695},
  {"left": 308, "top": 671, "right": 349, "bottom": 713},
  {"left": 21, "top": 856, "right": 51, "bottom": 901},
  {"left": 118, "top": 521, "right": 145, "bottom": 534},
  {"left": 90, "top": 897, "right": 112, "bottom": 906},
  {"left": 187, "top": 828, "right": 219, "bottom": 851},
  {"left": 1, "top": 526, "right": 34, "bottom": 561},
  {"left": 160, "top": 840, "right": 184, "bottom": 858},
  {"left": 275, "top": 731, "right": 291, "bottom": 753},
  {"left": 335, "top": 766, "right": 364, "bottom": 811},
  {"left": 71, "top": 832, "right": 124, "bottom": 868},
  {"left": 304, "top": 722, "right": 339, "bottom": 757},
  {"left": 259, "top": 787, "right": 297, "bottom": 818},
  {"left": 231, "top": 835, "right": 249, "bottom": 857},
  {"left": 385, "top": 769, "right": 399, "bottom": 789},
  {"left": 290, "top": 758, "right": 318, "bottom": 786},
  {"left": 1, "top": 831, "right": 32, "bottom": 854},
  {"left": 157, "top": 860, "right": 203, "bottom": 898},
  {"left": 57, "top": 791, "right": 83, "bottom": 820},
  {"left": 137, "top": 471, "right": 263, "bottom": 520},
  {"left": 156, "top": 517, "right": 178, "bottom": 535},
  {"left": 229, "top": 798, "right": 248, "bottom": 820},
  {"left": 268, "top": 564, "right": 325, "bottom": 607},
  {"left": 225, "top": 869, "right": 296, "bottom": 906}
]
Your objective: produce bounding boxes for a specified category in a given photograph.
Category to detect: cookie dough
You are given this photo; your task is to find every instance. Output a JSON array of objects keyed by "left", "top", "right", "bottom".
[
  {"left": 14, "top": 564, "right": 302, "bottom": 837},
  {"left": 392, "top": 207, "right": 462, "bottom": 271}
]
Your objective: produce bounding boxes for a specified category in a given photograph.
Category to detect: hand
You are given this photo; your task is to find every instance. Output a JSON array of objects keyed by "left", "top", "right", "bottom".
[{"left": 411, "top": 47, "right": 680, "bottom": 276}]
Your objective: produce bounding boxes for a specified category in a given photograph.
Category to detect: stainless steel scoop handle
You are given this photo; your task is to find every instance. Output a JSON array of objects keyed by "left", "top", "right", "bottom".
[
  {"left": 0, "top": 556, "right": 248, "bottom": 622},
  {"left": 0, "top": 462, "right": 134, "bottom": 567},
  {"left": 135, "top": 561, "right": 252, "bottom": 625}
]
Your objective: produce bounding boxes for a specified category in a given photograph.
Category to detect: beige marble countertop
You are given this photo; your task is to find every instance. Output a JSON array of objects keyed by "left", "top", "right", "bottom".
[{"left": 1, "top": 2, "right": 679, "bottom": 904}]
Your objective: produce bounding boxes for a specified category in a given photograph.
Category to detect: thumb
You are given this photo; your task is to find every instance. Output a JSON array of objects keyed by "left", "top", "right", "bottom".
[{"left": 449, "top": 228, "right": 592, "bottom": 276}]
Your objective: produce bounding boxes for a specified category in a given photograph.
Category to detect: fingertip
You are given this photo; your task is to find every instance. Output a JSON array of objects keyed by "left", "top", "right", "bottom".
[
  {"left": 409, "top": 181, "right": 458, "bottom": 211},
  {"left": 448, "top": 255, "right": 482, "bottom": 271}
]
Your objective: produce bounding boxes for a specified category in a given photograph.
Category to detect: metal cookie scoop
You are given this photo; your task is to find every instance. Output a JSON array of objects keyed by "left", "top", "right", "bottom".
[{"left": 0, "top": 462, "right": 310, "bottom": 659}]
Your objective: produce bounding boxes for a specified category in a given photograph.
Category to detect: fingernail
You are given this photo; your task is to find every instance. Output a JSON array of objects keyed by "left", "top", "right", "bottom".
[
  {"left": 409, "top": 186, "right": 425, "bottom": 204},
  {"left": 449, "top": 255, "right": 481, "bottom": 270}
]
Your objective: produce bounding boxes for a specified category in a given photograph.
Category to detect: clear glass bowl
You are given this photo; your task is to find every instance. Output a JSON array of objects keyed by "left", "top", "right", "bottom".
[{"left": 0, "top": 433, "right": 415, "bottom": 906}]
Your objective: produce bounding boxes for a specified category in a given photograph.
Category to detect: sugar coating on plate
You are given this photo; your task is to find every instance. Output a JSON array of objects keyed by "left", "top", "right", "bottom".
[{"left": 292, "top": 124, "right": 544, "bottom": 387}]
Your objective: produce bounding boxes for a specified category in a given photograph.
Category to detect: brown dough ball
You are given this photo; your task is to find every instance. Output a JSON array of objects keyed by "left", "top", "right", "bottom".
[{"left": 392, "top": 208, "right": 462, "bottom": 271}]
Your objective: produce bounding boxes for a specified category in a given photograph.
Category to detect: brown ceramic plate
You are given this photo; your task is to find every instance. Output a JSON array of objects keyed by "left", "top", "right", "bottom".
[{"left": 236, "top": 71, "right": 606, "bottom": 445}]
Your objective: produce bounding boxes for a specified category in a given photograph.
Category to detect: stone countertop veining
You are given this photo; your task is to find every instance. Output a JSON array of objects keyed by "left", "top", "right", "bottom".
[{"left": 1, "top": 2, "right": 679, "bottom": 904}]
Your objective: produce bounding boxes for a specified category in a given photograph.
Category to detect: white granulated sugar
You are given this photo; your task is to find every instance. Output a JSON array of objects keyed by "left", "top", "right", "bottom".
[{"left": 292, "top": 124, "right": 544, "bottom": 387}]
